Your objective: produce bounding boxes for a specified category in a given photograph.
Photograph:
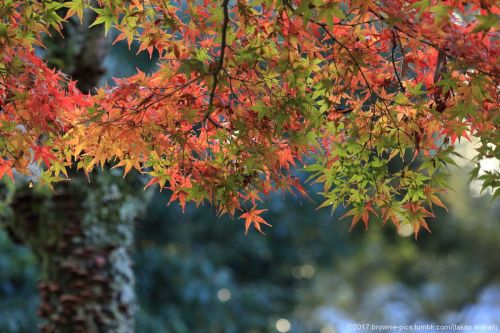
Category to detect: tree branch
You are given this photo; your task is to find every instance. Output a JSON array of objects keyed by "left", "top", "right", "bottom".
[
  {"left": 391, "top": 30, "right": 406, "bottom": 93},
  {"left": 203, "top": 0, "right": 230, "bottom": 124}
]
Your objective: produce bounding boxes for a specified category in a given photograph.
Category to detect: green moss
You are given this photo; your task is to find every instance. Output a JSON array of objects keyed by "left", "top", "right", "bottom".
[{"left": 5, "top": 170, "right": 149, "bottom": 333}]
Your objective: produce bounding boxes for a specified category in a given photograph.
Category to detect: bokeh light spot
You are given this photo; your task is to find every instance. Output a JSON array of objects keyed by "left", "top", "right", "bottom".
[
  {"left": 275, "top": 318, "right": 291, "bottom": 332},
  {"left": 217, "top": 288, "right": 231, "bottom": 302}
]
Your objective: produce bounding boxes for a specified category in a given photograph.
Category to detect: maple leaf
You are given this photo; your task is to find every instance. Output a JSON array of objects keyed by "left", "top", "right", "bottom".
[
  {"left": 239, "top": 208, "right": 271, "bottom": 235},
  {"left": 424, "top": 186, "right": 448, "bottom": 211},
  {"left": 112, "top": 159, "right": 141, "bottom": 178},
  {"left": 33, "top": 146, "right": 56, "bottom": 168},
  {"left": 381, "top": 206, "right": 401, "bottom": 227},
  {"left": 169, "top": 190, "right": 187, "bottom": 212},
  {"left": 277, "top": 147, "right": 296, "bottom": 169},
  {"left": 113, "top": 29, "right": 135, "bottom": 48},
  {"left": 167, "top": 176, "right": 192, "bottom": 212},
  {"left": 0, "top": 159, "right": 14, "bottom": 182},
  {"left": 63, "top": 0, "right": 85, "bottom": 24},
  {"left": 404, "top": 202, "right": 435, "bottom": 239},
  {"left": 144, "top": 177, "right": 160, "bottom": 189},
  {"left": 341, "top": 203, "right": 378, "bottom": 231},
  {"left": 241, "top": 191, "right": 263, "bottom": 206},
  {"left": 90, "top": 7, "right": 116, "bottom": 36}
]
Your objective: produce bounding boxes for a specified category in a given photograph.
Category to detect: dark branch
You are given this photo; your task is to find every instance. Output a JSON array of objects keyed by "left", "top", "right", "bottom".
[
  {"left": 203, "top": 0, "right": 230, "bottom": 124},
  {"left": 391, "top": 30, "right": 406, "bottom": 93}
]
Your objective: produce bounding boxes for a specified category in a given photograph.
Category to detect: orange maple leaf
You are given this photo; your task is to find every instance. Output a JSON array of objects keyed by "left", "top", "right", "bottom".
[
  {"left": 424, "top": 186, "right": 448, "bottom": 211},
  {"left": 341, "top": 203, "right": 378, "bottom": 231},
  {"left": 277, "top": 147, "right": 296, "bottom": 169},
  {"left": 239, "top": 208, "right": 271, "bottom": 235},
  {"left": 404, "top": 202, "right": 434, "bottom": 239}
]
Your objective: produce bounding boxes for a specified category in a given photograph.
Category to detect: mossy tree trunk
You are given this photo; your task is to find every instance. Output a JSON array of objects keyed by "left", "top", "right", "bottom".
[{"left": 8, "top": 174, "right": 141, "bottom": 333}]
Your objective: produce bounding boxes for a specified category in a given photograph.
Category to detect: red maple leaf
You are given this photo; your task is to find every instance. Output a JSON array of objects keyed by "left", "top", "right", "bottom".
[{"left": 33, "top": 146, "right": 56, "bottom": 168}]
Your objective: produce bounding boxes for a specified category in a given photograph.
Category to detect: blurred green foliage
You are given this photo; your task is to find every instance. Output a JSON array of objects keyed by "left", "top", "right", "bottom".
[
  {"left": 0, "top": 230, "right": 40, "bottom": 332},
  {"left": 134, "top": 188, "right": 349, "bottom": 333},
  {"left": 1, "top": 169, "right": 499, "bottom": 332}
]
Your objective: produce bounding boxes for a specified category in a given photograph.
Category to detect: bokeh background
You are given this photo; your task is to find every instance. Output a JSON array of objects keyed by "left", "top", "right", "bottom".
[{"left": 1, "top": 23, "right": 499, "bottom": 333}]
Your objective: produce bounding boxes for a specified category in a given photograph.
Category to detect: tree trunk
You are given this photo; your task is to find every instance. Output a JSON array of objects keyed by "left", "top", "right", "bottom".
[{"left": 8, "top": 174, "right": 139, "bottom": 333}]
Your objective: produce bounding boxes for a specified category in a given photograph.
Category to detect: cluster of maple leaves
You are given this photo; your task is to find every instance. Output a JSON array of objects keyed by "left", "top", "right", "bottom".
[{"left": 0, "top": 0, "right": 498, "bottom": 237}]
